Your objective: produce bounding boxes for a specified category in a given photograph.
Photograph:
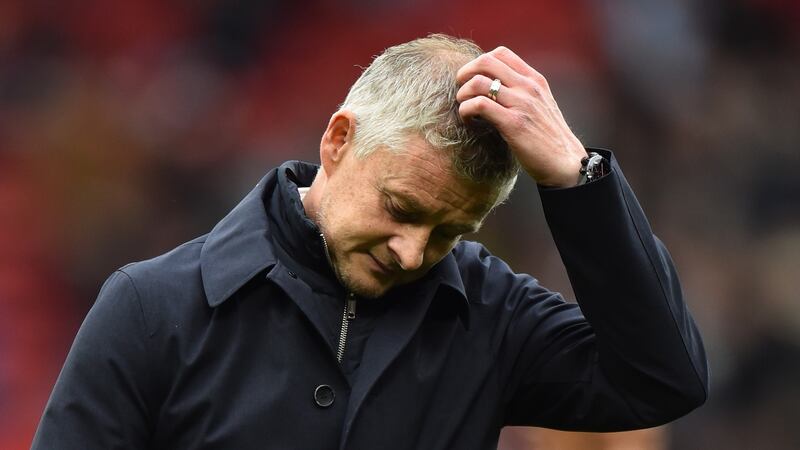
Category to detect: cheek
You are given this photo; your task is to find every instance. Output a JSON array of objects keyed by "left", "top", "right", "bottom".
[{"left": 324, "top": 201, "right": 391, "bottom": 250}]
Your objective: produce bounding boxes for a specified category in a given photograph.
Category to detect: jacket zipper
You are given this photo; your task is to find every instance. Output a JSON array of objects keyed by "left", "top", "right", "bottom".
[
  {"left": 336, "top": 293, "right": 357, "bottom": 363},
  {"left": 320, "top": 231, "right": 356, "bottom": 364}
]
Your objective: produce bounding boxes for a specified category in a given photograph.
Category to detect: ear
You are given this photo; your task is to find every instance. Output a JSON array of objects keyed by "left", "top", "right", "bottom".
[{"left": 320, "top": 110, "right": 356, "bottom": 176}]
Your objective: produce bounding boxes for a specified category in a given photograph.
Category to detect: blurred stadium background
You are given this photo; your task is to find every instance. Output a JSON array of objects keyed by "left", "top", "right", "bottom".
[{"left": 1, "top": 0, "right": 798, "bottom": 448}]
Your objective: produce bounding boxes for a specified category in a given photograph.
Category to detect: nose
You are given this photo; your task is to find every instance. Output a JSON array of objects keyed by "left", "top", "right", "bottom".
[{"left": 387, "top": 225, "right": 430, "bottom": 271}]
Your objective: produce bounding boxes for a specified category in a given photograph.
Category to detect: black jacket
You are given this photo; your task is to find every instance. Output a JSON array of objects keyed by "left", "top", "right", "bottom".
[{"left": 32, "top": 151, "right": 709, "bottom": 449}]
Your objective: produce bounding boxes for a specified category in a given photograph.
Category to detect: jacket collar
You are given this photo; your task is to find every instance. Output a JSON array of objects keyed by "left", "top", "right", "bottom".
[
  {"left": 199, "top": 172, "right": 277, "bottom": 308},
  {"left": 199, "top": 161, "right": 470, "bottom": 326}
]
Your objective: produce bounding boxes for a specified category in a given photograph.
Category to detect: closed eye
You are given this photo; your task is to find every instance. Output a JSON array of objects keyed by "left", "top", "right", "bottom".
[
  {"left": 385, "top": 197, "right": 419, "bottom": 222},
  {"left": 381, "top": 189, "right": 482, "bottom": 236}
]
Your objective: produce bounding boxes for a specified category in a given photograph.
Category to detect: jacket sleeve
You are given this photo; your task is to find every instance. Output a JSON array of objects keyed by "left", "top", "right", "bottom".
[
  {"left": 500, "top": 150, "right": 709, "bottom": 431},
  {"left": 32, "top": 270, "right": 155, "bottom": 449}
]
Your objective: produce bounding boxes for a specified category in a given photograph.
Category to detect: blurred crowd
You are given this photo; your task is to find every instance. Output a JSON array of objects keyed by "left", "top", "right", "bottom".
[{"left": 1, "top": 0, "right": 798, "bottom": 448}]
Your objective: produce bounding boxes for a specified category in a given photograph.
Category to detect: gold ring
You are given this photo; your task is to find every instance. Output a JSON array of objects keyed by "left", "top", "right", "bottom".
[{"left": 488, "top": 78, "right": 502, "bottom": 101}]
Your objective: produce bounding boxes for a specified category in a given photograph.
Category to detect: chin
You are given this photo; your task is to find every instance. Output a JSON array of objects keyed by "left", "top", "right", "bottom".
[
  {"left": 340, "top": 272, "right": 392, "bottom": 299},
  {"left": 347, "top": 279, "right": 390, "bottom": 299}
]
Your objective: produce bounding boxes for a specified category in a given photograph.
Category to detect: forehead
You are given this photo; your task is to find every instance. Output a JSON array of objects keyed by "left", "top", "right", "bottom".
[{"left": 365, "top": 138, "right": 496, "bottom": 219}]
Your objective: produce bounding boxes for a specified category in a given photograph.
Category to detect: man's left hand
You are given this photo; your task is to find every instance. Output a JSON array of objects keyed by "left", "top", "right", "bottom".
[{"left": 456, "top": 46, "right": 588, "bottom": 188}]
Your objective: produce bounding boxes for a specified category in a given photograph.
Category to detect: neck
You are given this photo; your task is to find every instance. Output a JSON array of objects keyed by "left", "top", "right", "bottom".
[{"left": 301, "top": 168, "right": 326, "bottom": 227}]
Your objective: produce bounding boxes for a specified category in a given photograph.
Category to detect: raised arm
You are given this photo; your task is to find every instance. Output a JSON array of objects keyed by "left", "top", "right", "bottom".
[{"left": 456, "top": 46, "right": 708, "bottom": 430}]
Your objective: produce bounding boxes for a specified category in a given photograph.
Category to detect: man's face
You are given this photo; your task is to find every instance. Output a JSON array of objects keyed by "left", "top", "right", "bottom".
[{"left": 316, "top": 136, "right": 496, "bottom": 299}]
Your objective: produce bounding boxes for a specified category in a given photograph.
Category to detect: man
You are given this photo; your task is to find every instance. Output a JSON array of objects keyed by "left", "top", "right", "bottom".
[{"left": 33, "top": 35, "right": 708, "bottom": 449}]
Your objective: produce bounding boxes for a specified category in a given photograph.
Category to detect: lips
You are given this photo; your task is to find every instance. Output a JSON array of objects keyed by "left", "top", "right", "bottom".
[{"left": 369, "top": 254, "right": 394, "bottom": 276}]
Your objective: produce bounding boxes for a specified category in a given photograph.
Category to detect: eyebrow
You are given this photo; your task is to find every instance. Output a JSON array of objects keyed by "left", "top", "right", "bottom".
[{"left": 384, "top": 189, "right": 483, "bottom": 235}]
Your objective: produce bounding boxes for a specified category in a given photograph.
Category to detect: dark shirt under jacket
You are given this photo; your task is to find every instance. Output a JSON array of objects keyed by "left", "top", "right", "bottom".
[{"left": 32, "top": 150, "right": 709, "bottom": 450}]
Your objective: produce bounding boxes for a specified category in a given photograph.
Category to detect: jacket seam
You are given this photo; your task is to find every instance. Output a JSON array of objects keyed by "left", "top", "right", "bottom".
[
  {"left": 613, "top": 173, "right": 707, "bottom": 402},
  {"left": 114, "top": 268, "right": 159, "bottom": 434}
]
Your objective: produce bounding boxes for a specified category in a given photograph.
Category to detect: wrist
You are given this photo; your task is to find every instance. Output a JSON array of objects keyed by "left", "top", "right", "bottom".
[{"left": 534, "top": 152, "right": 586, "bottom": 188}]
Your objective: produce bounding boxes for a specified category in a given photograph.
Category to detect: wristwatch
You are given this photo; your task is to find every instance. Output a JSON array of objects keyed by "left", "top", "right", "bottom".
[{"left": 578, "top": 152, "right": 608, "bottom": 185}]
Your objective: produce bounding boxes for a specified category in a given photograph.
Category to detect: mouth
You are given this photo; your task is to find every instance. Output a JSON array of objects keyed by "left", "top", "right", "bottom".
[{"left": 369, "top": 254, "right": 395, "bottom": 277}]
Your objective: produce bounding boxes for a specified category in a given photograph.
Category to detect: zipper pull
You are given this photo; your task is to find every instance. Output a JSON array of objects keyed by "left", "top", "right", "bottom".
[{"left": 346, "top": 293, "right": 357, "bottom": 320}]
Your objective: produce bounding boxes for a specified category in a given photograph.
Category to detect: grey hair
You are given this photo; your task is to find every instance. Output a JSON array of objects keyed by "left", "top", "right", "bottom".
[{"left": 339, "top": 34, "right": 519, "bottom": 203}]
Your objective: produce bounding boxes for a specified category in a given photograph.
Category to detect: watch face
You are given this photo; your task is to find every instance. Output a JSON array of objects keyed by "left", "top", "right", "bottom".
[
  {"left": 579, "top": 152, "right": 608, "bottom": 185},
  {"left": 594, "top": 157, "right": 609, "bottom": 179},
  {"left": 585, "top": 153, "right": 606, "bottom": 181}
]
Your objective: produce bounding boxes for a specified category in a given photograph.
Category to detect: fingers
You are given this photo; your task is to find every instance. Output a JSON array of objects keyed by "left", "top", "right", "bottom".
[
  {"left": 455, "top": 46, "right": 586, "bottom": 187},
  {"left": 456, "top": 47, "right": 549, "bottom": 95},
  {"left": 456, "top": 52, "right": 527, "bottom": 89},
  {"left": 488, "top": 46, "right": 548, "bottom": 89},
  {"left": 457, "top": 73, "right": 527, "bottom": 109},
  {"left": 457, "top": 94, "right": 507, "bottom": 125},
  {"left": 456, "top": 47, "right": 551, "bottom": 111},
  {"left": 455, "top": 45, "right": 552, "bottom": 135}
]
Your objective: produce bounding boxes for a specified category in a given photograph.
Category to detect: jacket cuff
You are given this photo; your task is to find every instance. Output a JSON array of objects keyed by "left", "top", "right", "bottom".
[
  {"left": 537, "top": 148, "right": 642, "bottom": 256},
  {"left": 537, "top": 148, "right": 614, "bottom": 192}
]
